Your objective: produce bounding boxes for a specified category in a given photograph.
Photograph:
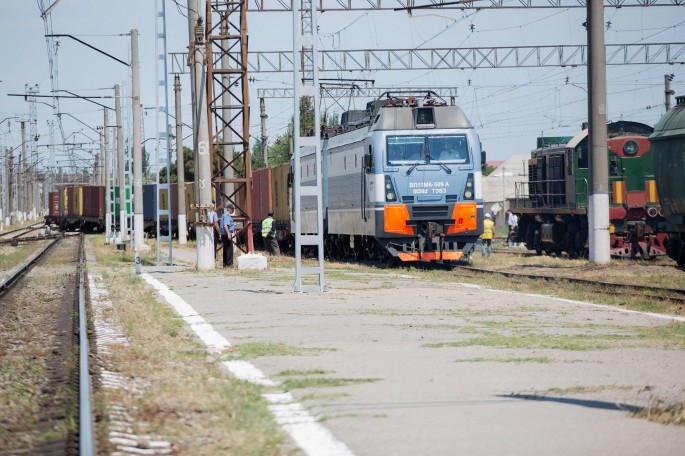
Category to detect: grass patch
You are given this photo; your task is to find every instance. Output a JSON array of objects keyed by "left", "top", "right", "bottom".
[
  {"left": 547, "top": 384, "right": 634, "bottom": 394},
  {"left": 455, "top": 357, "right": 556, "bottom": 363},
  {"left": 299, "top": 392, "right": 350, "bottom": 402},
  {"left": 282, "top": 377, "right": 381, "bottom": 391},
  {"left": 424, "top": 328, "right": 625, "bottom": 351},
  {"left": 220, "top": 342, "right": 333, "bottom": 360},
  {"left": 90, "top": 237, "right": 286, "bottom": 455},
  {"left": 635, "top": 323, "right": 685, "bottom": 349},
  {"left": 277, "top": 369, "right": 333, "bottom": 377},
  {"left": 633, "top": 403, "right": 685, "bottom": 426},
  {"left": 318, "top": 412, "right": 387, "bottom": 422}
]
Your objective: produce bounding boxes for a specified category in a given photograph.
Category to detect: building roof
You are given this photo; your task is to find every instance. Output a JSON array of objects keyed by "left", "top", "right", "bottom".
[{"left": 482, "top": 154, "right": 529, "bottom": 203}]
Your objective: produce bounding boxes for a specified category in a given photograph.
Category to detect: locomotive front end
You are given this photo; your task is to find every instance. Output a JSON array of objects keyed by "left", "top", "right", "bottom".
[{"left": 369, "top": 101, "right": 484, "bottom": 262}]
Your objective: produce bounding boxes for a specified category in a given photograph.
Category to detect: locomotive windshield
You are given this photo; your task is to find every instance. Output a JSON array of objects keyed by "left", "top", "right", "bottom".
[{"left": 387, "top": 134, "right": 469, "bottom": 165}]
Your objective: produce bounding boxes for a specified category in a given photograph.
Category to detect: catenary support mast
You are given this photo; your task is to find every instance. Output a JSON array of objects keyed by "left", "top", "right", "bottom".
[{"left": 587, "top": 0, "right": 610, "bottom": 264}]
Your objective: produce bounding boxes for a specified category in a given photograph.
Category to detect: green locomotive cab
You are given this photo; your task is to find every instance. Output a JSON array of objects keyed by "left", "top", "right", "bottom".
[{"left": 513, "top": 121, "right": 668, "bottom": 258}]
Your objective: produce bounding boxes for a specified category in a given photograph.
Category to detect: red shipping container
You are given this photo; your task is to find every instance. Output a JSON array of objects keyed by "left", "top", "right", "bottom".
[
  {"left": 49, "top": 192, "right": 59, "bottom": 217},
  {"left": 251, "top": 167, "right": 272, "bottom": 223}
]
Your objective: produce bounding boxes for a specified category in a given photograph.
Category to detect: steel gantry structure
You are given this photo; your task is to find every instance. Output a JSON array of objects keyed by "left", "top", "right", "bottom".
[
  {"left": 206, "top": 0, "right": 254, "bottom": 253},
  {"left": 242, "top": 0, "right": 684, "bottom": 10},
  {"left": 171, "top": 42, "right": 685, "bottom": 74}
]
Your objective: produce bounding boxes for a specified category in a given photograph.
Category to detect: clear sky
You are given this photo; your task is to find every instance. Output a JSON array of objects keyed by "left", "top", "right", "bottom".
[{"left": 0, "top": 1, "right": 683, "bottom": 172}]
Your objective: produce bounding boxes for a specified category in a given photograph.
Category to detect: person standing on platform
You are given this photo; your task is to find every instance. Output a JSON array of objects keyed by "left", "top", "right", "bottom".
[
  {"left": 261, "top": 210, "right": 281, "bottom": 255},
  {"left": 481, "top": 213, "right": 495, "bottom": 257},
  {"left": 211, "top": 201, "right": 220, "bottom": 259},
  {"left": 221, "top": 203, "right": 236, "bottom": 267}
]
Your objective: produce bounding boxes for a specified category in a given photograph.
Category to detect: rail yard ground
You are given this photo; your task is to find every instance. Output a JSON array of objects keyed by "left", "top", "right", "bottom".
[{"left": 3, "top": 235, "right": 684, "bottom": 454}]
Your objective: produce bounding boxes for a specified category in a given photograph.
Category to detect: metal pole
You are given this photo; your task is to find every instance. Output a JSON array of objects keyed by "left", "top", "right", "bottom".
[
  {"left": 665, "top": 74, "right": 674, "bottom": 112},
  {"left": 6, "top": 150, "right": 13, "bottom": 224},
  {"left": 220, "top": 17, "right": 235, "bottom": 201},
  {"left": 115, "top": 84, "right": 128, "bottom": 241},
  {"left": 20, "top": 121, "right": 26, "bottom": 220},
  {"left": 174, "top": 75, "right": 187, "bottom": 244},
  {"left": 132, "top": 29, "right": 144, "bottom": 249},
  {"left": 104, "top": 109, "right": 112, "bottom": 237},
  {"left": 189, "top": 0, "right": 214, "bottom": 270},
  {"left": 260, "top": 97, "right": 268, "bottom": 165},
  {"left": 587, "top": 0, "right": 610, "bottom": 265}
]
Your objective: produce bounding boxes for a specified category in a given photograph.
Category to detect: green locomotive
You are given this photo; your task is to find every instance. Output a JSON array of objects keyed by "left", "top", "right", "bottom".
[
  {"left": 649, "top": 96, "right": 685, "bottom": 266},
  {"left": 512, "top": 121, "right": 669, "bottom": 258}
]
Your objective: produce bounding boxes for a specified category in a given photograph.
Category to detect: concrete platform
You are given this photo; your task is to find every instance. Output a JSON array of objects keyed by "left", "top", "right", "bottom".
[{"left": 141, "top": 252, "right": 685, "bottom": 456}]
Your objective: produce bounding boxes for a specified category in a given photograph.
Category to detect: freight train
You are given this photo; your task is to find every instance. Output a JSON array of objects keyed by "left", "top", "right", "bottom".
[
  {"left": 251, "top": 92, "right": 485, "bottom": 263},
  {"left": 47, "top": 92, "right": 485, "bottom": 263},
  {"left": 650, "top": 95, "right": 685, "bottom": 266},
  {"left": 46, "top": 183, "right": 198, "bottom": 237},
  {"left": 511, "top": 121, "right": 670, "bottom": 258}
]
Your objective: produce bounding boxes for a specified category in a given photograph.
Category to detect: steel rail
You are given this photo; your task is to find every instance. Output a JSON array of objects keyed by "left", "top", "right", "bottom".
[
  {"left": 78, "top": 234, "right": 95, "bottom": 455},
  {"left": 0, "top": 236, "right": 62, "bottom": 297},
  {"left": 0, "top": 234, "right": 61, "bottom": 245},
  {"left": 0, "top": 222, "right": 45, "bottom": 239},
  {"left": 454, "top": 264, "right": 685, "bottom": 303}
]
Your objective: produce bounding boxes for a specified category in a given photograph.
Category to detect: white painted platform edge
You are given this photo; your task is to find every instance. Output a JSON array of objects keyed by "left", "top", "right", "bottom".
[{"left": 140, "top": 273, "right": 355, "bottom": 456}]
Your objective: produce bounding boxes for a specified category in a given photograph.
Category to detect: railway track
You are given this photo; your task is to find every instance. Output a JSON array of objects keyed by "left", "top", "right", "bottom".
[
  {"left": 0, "top": 234, "right": 94, "bottom": 455},
  {"left": 452, "top": 263, "right": 685, "bottom": 305},
  {"left": 0, "top": 221, "right": 47, "bottom": 243}
]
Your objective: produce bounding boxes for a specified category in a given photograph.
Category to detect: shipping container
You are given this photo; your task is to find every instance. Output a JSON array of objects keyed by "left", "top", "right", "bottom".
[
  {"left": 251, "top": 167, "right": 272, "bottom": 223},
  {"left": 82, "top": 186, "right": 104, "bottom": 218},
  {"left": 67, "top": 186, "right": 83, "bottom": 217},
  {"left": 143, "top": 184, "right": 157, "bottom": 221},
  {"left": 49, "top": 192, "right": 59, "bottom": 217},
  {"left": 60, "top": 187, "right": 68, "bottom": 217},
  {"left": 271, "top": 163, "right": 290, "bottom": 223}
]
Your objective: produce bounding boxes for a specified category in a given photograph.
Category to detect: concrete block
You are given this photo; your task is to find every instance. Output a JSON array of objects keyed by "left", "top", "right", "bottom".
[{"left": 237, "top": 253, "right": 268, "bottom": 271}]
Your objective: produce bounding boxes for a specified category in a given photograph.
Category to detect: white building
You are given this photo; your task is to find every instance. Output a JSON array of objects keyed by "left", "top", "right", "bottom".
[{"left": 482, "top": 155, "right": 530, "bottom": 228}]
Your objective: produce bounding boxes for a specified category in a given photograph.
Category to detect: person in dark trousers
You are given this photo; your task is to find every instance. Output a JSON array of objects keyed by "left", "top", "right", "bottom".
[
  {"left": 261, "top": 210, "right": 281, "bottom": 255},
  {"left": 211, "top": 201, "right": 220, "bottom": 259},
  {"left": 220, "top": 203, "right": 236, "bottom": 267}
]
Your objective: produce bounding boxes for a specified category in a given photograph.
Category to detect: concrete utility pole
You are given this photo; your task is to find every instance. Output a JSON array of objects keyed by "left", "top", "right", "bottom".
[
  {"left": 131, "top": 29, "right": 144, "bottom": 249},
  {"left": 260, "top": 97, "right": 268, "bottom": 165},
  {"left": 188, "top": 0, "right": 214, "bottom": 270},
  {"left": 115, "top": 84, "right": 128, "bottom": 241},
  {"left": 104, "top": 109, "right": 111, "bottom": 236},
  {"left": 174, "top": 75, "right": 187, "bottom": 244},
  {"left": 665, "top": 74, "right": 675, "bottom": 111},
  {"left": 587, "top": 0, "right": 610, "bottom": 265},
  {"left": 20, "top": 121, "right": 26, "bottom": 219},
  {"left": 6, "top": 150, "right": 13, "bottom": 224}
]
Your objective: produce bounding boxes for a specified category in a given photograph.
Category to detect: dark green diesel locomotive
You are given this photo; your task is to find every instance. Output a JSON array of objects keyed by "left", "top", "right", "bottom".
[
  {"left": 649, "top": 96, "right": 685, "bottom": 266},
  {"left": 512, "top": 121, "right": 669, "bottom": 258}
]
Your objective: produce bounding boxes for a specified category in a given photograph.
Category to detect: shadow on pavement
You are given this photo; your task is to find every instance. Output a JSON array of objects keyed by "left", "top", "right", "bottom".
[{"left": 499, "top": 394, "right": 643, "bottom": 413}]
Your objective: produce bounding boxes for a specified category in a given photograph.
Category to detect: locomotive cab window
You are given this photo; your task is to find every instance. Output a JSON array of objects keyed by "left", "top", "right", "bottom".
[
  {"left": 387, "top": 136, "right": 426, "bottom": 165},
  {"left": 577, "top": 145, "right": 588, "bottom": 169},
  {"left": 428, "top": 135, "right": 469, "bottom": 164}
]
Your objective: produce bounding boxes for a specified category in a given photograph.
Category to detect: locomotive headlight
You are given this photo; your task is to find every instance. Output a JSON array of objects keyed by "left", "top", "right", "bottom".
[
  {"left": 384, "top": 175, "right": 398, "bottom": 202},
  {"left": 623, "top": 140, "right": 639, "bottom": 156},
  {"left": 463, "top": 173, "right": 475, "bottom": 200}
]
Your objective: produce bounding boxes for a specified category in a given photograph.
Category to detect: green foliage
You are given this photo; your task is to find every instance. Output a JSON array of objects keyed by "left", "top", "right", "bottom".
[
  {"left": 483, "top": 163, "right": 497, "bottom": 176},
  {"left": 159, "top": 146, "right": 196, "bottom": 183}
]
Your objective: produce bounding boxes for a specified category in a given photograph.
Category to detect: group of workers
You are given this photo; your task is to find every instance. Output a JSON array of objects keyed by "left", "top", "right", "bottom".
[
  {"left": 467, "top": 210, "right": 518, "bottom": 258},
  {"left": 210, "top": 202, "right": 281, "bottom": 268}
]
